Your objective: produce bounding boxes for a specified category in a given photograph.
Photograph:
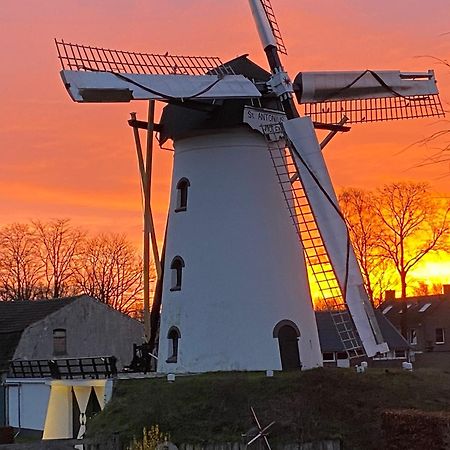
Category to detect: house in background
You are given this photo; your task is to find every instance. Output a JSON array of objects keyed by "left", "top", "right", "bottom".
[
  {"left": 0, "top": 295, "right": 144, "bottom": 439},
  {"left": 380, "top": 284, "right": 450, "bottom": 369},
  {"left": 315, "top": 311, "right": 409, "bottom": 367}
]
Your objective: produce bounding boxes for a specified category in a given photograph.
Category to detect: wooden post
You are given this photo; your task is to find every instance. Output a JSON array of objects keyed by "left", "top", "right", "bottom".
[
  {"left": 142, "top": 101, "right": 154, "bottom": 342},
  {"left": 144, "top": 101, "right": 162, "bottom": 278},
  {"left": 130, "top": 102, "right": 161, "bottom": 342}
]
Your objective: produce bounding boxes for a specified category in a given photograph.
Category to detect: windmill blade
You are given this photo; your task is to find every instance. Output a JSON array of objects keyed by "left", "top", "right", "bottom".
[
  {"left": 61, "top": 70, "right": 261, "bottom": 103},
  {"left": 56, "top": 39, "right": 260, "bottom": 103},
  {"left": 55, "top": 40, "right": 235, "bottom": 76},
  {"left": 265, "top": 126, "right": 365, "bottom": 357},
  {"left": 294, "top": 70, "right": 444, "bottom": 123},
  {"left": 248, "top": 0, "right": 287, "bottom": 54},
  {"left": 280, "top": 117, "right": 389, "bottom": 357}
]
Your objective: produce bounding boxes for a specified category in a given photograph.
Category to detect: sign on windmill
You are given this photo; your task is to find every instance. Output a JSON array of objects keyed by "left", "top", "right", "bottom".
[{"left": 55, "top": 0, "right": 444, "bottom": 374}]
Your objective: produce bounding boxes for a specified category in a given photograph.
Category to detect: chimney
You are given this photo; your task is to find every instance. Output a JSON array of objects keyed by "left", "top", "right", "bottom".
[
  {"left": 443, "top": 285, "right": 450, "bottom": 296},
  {"left": 385, "top": 290, "right": 396, "bottom": 301}
]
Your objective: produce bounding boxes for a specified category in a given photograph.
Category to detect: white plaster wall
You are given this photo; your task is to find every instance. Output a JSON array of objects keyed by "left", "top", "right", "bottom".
[
  {"left": 13, "top": 296, "right": 144, "bottom": 369},
  {"left": 43, "top": 384, "right": 72, "bottom": 439},
  {"left": 157, "top": 127, "right": 322, "bottom": 373},
  {"left": 6, "top": 385, "right": 18, "bottom": 427},
  {"left": 6, "top": 380, "right": 50, "bottom": 430}
]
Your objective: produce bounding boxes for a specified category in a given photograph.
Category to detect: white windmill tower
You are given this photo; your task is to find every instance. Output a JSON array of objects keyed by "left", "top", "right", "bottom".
[{"left": 56, "top": 0, "right": 444, "bottom": 373}]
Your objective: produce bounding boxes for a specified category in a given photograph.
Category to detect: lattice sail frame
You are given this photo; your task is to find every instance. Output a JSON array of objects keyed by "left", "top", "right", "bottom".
[
  {"left": 55, "top": 39, "right": 234, "bottom": 76},
  {"left": 262, "top": 124, "right": 364, "bottom": 358},
  {"left": 259, "top": 0, "right": 288, "bottom": 55},
  {"left": 296, "top": 70, "right": 444, "bottom": 124},
  {"left": 301, "top": 95, "right": 444, "bottom": 124}
]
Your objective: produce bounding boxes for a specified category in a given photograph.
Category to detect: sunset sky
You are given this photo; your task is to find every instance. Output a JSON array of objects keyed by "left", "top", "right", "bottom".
[{"left": 0, "top": 1, "right": 449, "bottom": 289}]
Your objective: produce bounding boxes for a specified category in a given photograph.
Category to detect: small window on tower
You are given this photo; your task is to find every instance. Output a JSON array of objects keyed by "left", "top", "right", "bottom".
[
  {"left": 170, "top": 256, "right": 185, "bottom": 291},
  {"left": 53, "top": 329, "right": 67, "bottom": 356},
  {"left": 175, "top": 178, "right": 190, "bottom": 212},
  {"left": 167, "top": 327, "right": 181, "bottom": 363}
]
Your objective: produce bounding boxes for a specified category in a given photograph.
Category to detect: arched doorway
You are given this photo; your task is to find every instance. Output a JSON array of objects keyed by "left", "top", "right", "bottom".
[{"left": 273, "top": 320, "right": 301, "bottom": 370}]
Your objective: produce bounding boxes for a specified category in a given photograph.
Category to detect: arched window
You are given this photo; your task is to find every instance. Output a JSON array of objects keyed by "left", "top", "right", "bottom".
[
  {"left": 170, "top": 256, "right": 185, "bottom": 291},
  {"left": 53, "top": 328, "right": 67, "bottom": 356},
  {"left": 175, "top": 178, "right": 190, "bottom": 212},
  {"left": 167, "top": 327, "right": 181, "bottom": 363}
]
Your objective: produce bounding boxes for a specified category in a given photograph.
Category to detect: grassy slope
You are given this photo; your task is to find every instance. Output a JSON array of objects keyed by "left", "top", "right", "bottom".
[{"left": 88, "top": 368, "right": 450, "bottom": 450}]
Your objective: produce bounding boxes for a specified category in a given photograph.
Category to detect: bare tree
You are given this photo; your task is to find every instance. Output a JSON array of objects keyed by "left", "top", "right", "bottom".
[
  {"left": 73, "top": 233, "right": 145, "bottom": 315},
  {"left": 412, "top": 280, "right": 443, "bottom": 296},
  {"left": 412, "top": 56, "right": 450, "bottom": 173},
  {"left": 374, "top": 182, "right": 450, "bottom": 336},
  {"left": 33, "top": 218, "right": 86, "bottom": 299},
  {"left": 0, "top": 223, "right": 43, "bottom": 301},
  {"left": 375, "top": 182, "right": 449, "bottom": 298},
  {"left": 339, "top": 188, "right": 395, "bottom": 306}
]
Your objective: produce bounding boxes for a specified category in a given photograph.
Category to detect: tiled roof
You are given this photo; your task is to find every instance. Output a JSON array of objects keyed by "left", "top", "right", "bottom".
[
  {"left": 379, "top": 294, "right": 450, "bottom": 327},
  {"left": 0, "top": 332, "right": 22, "bottom": 373},
  {"left": 0, "top": 296, "right": 80, "bottom": 333},
  {"left": 315, "top": 310, "right": 409, "bottom": 353}
]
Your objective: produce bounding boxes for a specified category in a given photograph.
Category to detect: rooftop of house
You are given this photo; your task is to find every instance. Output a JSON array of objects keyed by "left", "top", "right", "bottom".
[
  {"left": 0, "top": 295, "right": 83, "bottom": 373},
  {"left": 379, "top": 286, "right": 450, "bottom": 324},
  {"left": 0, "top": 296, "right": 81, "bottom": 333},
  {"left": 315, "top": 310, "right": 409, "bottom": 353}
]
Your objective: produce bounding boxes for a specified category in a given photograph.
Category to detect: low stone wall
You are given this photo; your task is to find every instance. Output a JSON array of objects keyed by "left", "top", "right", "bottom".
[
  {"left": 0, "top": 439, "right": 82, "bottom": 449},
  {"left": 0, "top": 436, "right": 119, "bottom": 450},
  {"left": 178, "top": 441, "right": 341, "bottom": 450},
  {"left": 0, "top": 439, "right": 341, "bottom": 450}
]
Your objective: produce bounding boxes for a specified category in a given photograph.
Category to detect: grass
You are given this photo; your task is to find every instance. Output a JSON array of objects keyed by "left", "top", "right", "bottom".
[{"left": 87, "top": 368, "right": 450, "bottom": 450}]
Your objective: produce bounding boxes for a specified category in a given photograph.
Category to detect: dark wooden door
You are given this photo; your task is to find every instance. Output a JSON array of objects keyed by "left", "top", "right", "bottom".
[
  {"left": 278, "top": 325, "right": 301, "bottom": 370},
  {"left": 71, "top": 389, "right": 80, "bottom": 439}
]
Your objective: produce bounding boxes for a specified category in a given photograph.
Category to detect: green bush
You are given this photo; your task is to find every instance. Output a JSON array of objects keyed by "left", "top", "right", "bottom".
[{"left": 382, "top": 409, "right": 450, "bottom": 449}]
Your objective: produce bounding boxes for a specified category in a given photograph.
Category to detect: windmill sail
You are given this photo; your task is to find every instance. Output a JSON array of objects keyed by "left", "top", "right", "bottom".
[
  {"left": 280, "top": 117, "right": 388, "bottom": 357},
  {"left": 248, "top": 0, "right": 287, "bottom": 54},
  {"left": 263, "top": 117, "right": 388, "bottom": 358},
  {"left": 61, "top": 71, "right": 261, "bottom": 103},
  {"left": 56, "top": 40, "right": 261, "bottom": 103},
  {"left": 55, "top": 40, "right": 235, "bottom": 76},
  {"left": 294, "top": 70, "right": 444, "bottom": 124}
]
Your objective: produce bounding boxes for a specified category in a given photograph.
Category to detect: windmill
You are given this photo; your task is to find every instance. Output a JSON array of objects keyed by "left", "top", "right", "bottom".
[{"left": 55, "top": 0, "right": 444, "bottom": 372}]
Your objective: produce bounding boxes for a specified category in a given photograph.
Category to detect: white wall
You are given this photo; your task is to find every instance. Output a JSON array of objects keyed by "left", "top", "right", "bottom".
[
  {"left": 158, "top": 127, "right": 323, "bottom": 373},
  {"left": 6, "top": 380, "right": 50, "bottom": 431}
]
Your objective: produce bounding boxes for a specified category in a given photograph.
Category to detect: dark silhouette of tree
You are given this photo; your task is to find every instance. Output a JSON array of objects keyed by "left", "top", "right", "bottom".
[
  {"left": 0, "top": 220, "right": 148, "bottom": 316},
  {"left": 339, "top": 188, "right": 395, "bottom": 306},
  {"left": 374, "top": 182, "right": 449, "bottom": 298},
  {"left": 374, "top": 181, "right": 450, "bottom": 337},
  {"left": 73, "top": 233, "right": 146, "bottom": 315},
  {"left": 412, "top": 280, "right": 443, "bottom": 296},
  {"left": 0, "top": 223, "right": 43, "bottom": 300},
  {"left": 412, "top": 56, "right": 449, "bottom": 174},
  {"left": 33, "top": 218, "right": 86, "bottom": 299}
]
